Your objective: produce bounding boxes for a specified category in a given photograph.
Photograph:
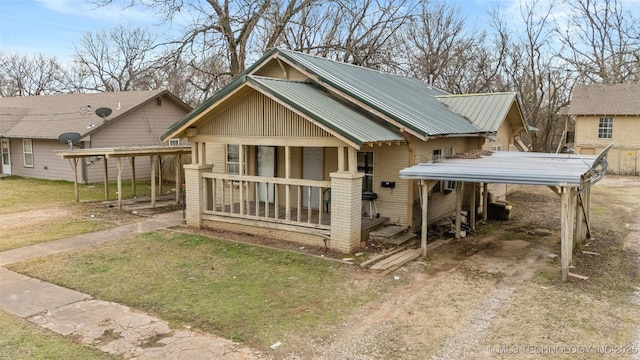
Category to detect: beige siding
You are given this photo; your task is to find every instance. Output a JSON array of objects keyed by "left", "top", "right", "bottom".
[
  {"left": 483, "top": 120, "right": 512, "bottom": 152},
  {"left": 84, "top": 97, "right": 189, "bottom": 183},
  {"left": 412, "top": 137, "right": 471, "bottom": 229},
  {"left": 9, "top": 139, "right": 77, "bottom": 182},
  {"left": 199, "top": 92, "right": 333, "bottom": 138},
  {"left": 360, "top": 144, "right": 412, "bottom": 226},
  {"left": 575, "top": 115, "right": 640, "bottom": 175}
]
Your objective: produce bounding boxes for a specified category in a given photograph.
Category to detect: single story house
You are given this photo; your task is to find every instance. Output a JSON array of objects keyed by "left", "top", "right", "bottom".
[
  {"left": 162, "top": 48, "right": 530, "bottom": 253},
  {"left": 568, "top": 83, "right": 640, "bottom": 175},
  {"left": 0, "top": 90, "right": 191, "bottom": 182}
]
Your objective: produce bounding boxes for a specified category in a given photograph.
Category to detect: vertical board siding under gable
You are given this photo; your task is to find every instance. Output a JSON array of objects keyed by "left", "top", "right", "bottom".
[
  {"left": 199, "top": 92, "right": 333, "bottom": 138},
  {"left": 253, "top": 60, "right": 309, "bottom": 81}
]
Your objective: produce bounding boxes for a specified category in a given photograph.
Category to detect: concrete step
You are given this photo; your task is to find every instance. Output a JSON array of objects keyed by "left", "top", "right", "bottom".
[
  {"left": 387, "top": 232, "right": 417, "bottom": 246},
  {"left": 369, "top": 225, "right": 407, "bottom": 242}
]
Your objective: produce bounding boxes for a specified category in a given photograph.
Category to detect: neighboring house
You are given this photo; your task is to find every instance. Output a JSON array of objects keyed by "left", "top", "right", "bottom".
[
  {"left": 569, "top": 83, "right": 640, "bottom": 175},
  {"left": 0, "top": 90, "right": 191, "bottom": 182},
  {"left": 162, "top": 48, "right": 529, "bottom": 253}
]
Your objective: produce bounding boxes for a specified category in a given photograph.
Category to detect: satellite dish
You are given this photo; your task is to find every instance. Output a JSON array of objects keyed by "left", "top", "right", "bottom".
[
  {"left": 95, "top": 107, "right": 112, "bottom": 121},
  {"left": 58, "top": 132, "right": 82, "bottom": 150}
]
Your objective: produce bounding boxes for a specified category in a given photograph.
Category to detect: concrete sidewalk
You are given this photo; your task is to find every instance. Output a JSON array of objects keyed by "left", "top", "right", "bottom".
[{"left": 0, "top": 211, "right": 264, "bottom": 359}]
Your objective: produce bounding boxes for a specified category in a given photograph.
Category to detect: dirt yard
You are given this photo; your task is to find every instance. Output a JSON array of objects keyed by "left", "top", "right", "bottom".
[{"left": 274, "top": 176, "right": 640, "bottom": 359}]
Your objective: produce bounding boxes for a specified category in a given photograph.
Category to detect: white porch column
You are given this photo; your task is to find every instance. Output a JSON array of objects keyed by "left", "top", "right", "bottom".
[{"left": 329, "top": 171, "right": 364, "bottom": 253}]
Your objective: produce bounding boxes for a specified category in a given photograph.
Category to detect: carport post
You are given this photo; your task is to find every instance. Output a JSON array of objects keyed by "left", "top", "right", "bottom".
[
  {"left": 421, "top": 180, "right": 429, "bottom": 258},
  {"left": 560, "top": 187, "right": 576, "bottom": 281},
  {"left": 69, "top": 158, "right": 79, "bottom": 203},
  {"left": 116, "top": 157, "right": 123, "bottom": 210},
  {"left": 470, "top": 183, "right": 477, "bottom": 231},
  {"left": 482, "top": 182, "right": 488, "bottom": 222},
  {"left": 150, "top": 155, "right": 156, "bottom": 207},
  {"left": 103, "top": 156, "right": 109, "bottom": 200},
  {"left": 455, "top": 182, "right": 464, "bottom": 239}
]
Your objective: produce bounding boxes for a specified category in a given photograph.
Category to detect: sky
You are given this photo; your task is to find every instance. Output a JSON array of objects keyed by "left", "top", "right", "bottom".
[
  {"left": 0, "top": 0, "right": 166, "bottom": 59},
  {"left": 0, "top": 0, "right": 569, "bottom": 62}
]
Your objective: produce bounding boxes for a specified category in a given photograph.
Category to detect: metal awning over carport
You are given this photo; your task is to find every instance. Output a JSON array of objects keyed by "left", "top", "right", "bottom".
[
  {"left": 55, "top": 145, "right": 191, "bottom": 209},
  {"left": 399, "top": 146, "right": 611, "bottom": 281}
]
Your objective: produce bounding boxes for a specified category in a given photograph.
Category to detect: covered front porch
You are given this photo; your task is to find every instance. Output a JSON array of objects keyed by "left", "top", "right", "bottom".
[{"left": 184, "top": 141, "right": 394, "bottom": 253}]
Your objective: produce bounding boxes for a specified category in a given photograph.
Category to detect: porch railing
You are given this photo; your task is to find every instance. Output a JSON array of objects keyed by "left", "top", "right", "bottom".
[{"left": 202, "top": 173, "right": 331, "bottom": 230}]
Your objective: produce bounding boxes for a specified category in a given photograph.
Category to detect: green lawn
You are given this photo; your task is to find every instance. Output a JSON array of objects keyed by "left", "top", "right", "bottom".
[
  {"left": 8, "top": 230, "right": 389, "bottom": 350},
  {"left": 0, "top": 176, "right": 165, "bottom": 251},
  {"left": 0, "top": 176, "right": 161, "bottom": 214}
]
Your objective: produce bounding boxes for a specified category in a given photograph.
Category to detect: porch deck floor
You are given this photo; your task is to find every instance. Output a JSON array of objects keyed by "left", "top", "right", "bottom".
[{"left": 212, "top": 201, "right": 388, "bottom": 231}]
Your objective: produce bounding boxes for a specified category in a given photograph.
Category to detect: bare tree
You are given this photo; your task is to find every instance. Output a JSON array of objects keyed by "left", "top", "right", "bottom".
[
  {"left": 74, "top": 25, "right": 162, "bottom": 92},
  {"left": 557, "top": 0, "right": 640, "bottom": 84},
  {"left": 401, "top": 0, "right": 506, "bottom": 93},
  {"left": 312, "top": 0, "right": 416, "bottom": 71},
  {"left": 494, "top": 0, "right": 572, "bottom": 152},
  {"left": 0, "top": 52, "right": 67, "bottom": 96},
  {"left": 93, "top": 0, "right": 322, "bottom": 78}
]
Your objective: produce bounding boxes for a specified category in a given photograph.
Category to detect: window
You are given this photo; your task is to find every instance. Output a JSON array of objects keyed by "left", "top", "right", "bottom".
[
  {"left": 492, "top": 144, "right": 502, "bottom": 151},
  {"left": 445, "top": 147, "right": 455, "bottom": 157},
  {"left": 432, "top": 149, "right": 442, "bottom": 160},
  {"left": 168, "top": 139, "right": 180, "bottom": 146},
  {"left": 23, "top": 139, "right": 33, "bottom": 167},
  {"left": 444, "top": 180, "right": 456, "bottom": 191},
  {"left": 357, "top": 151, "right": 374, "bottom": 192},
  {"left": 598, "top": 117, "right": 613, "bottom": 139},
  {"left": 156, "top": 97, "right": 162, "bottom": 106},
  {"left": 226, "top": 144, "right": 246, "bottom": 175}
]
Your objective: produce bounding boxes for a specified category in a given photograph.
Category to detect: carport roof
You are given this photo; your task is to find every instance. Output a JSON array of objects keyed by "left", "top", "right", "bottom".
[{"left": 399, "top": 150, "right": 609, "bottom": 188}]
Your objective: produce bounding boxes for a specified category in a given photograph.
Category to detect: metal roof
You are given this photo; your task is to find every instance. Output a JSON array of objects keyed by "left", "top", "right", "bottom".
[
  {"left": 569, "top": 83, "right": 640, "bottom": 115},
  {"left": 276, "top": 49, "right": 484, "bottom": 137},
  {"left": 399, "top": 150, "right": 609, "bottom": 188},
  {"left": 0, "top": 90, "right": 191, "bottom": 139},
  {"left": 248, "top": 76, "right": 405, "bottom": 147},
  {"left": 435, "top": 93, "right": 523, "bottom": 132}
]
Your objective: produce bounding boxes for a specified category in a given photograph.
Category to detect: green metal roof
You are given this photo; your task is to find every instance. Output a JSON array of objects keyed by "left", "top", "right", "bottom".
[
  {"left": 435, "top": 93, "right": 523, "bottom": 132},
  {"left": 247, "top": 76, "right": 404, "bottom": 147},
  {"left": 162, "top": 48, "right": 486, "bottom": 141},
  {"left": 277, "top": 49, "right": 484, "bottom": 137}
]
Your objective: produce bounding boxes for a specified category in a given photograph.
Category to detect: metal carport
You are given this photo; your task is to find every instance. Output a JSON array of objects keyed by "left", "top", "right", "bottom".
[
  {"left": 399, "top": 146, "right": 611, "bottom": 281},
  {"left": 55, "top": 145, "right": 191, "bottom": 209}
]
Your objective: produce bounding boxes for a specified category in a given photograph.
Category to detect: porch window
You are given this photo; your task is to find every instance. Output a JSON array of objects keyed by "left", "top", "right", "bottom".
[
  {"left": 598, "top": 117, "right": 613, "bottom": 139},
  {"left": 432, "top": 149, "right": 442, "bottom": 160},
  {"left": 226, "top": 144, "right": 246, "bottom": 175},
  {"left": 23, "top": 139, "right": 33, "bottom": 167},
  {"left": 357, "top": 151, "right": 374, "bottom": 192}
]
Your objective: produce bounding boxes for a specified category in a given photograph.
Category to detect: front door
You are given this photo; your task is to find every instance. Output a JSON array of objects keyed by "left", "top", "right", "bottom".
[
  {"left": 1, "top": 138, "right": 11, "bottom": 175},
  {"left": 257, "top": 146, "right": 276, "bottom": 203},
  {"left": 302, "top": 147, "right": 323, "bottom": 209}
]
